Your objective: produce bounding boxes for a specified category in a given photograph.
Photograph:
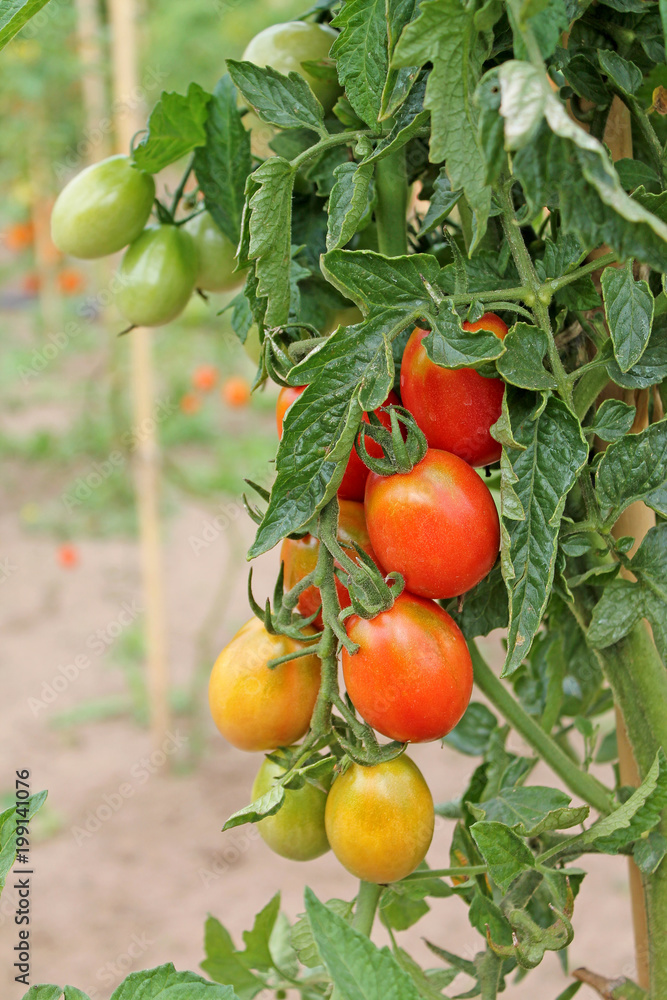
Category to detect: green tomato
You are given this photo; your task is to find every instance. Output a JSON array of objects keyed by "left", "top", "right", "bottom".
[
  {"left": 116, "top": 225, "right": 198, "bottom": 327},
  {"left": 242, "top": 21, "right": 341, "bottom": 113},
  {"left": 252, "top": 754, "right": 330, "bottom": 862},
  {"left": 184, "top": 211, "right": 240, "bottom": 292},
  {"left": 51, "top": 155, "right": 155, "bottom": 260}
]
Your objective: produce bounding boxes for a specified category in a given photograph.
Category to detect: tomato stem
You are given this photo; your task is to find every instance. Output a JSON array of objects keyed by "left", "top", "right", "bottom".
[
  {"left": 352, "top": 880, "right": 382, "bottom": 937},
  {"left": 374, "top": 143, "right": 408, "bottom": 257}
]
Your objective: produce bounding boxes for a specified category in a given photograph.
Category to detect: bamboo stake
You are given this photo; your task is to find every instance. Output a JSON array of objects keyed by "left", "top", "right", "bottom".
[
  {"left": 108, "top": 0, "right": 171, "bottom": 753},
  {"left": 74, "top": 0, "right": 109, "bottom": 164}
]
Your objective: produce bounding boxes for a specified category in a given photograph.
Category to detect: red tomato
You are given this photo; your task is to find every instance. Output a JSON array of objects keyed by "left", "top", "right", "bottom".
[
  {"left": 364, "top": 449, "right": 500, "bottom": 599},
  {"left": 400, "top": 313, "right": 508, "bottom": 467},
  {"left": 192, "top": 364, "right": 218, "bottom": 392},
  {"left": 6, "top": 221, "right": 34, "bottom": 252},
  {"left": 276, "top": 386, "right": 401, "bottom": 501},
  {"left": 222, "top": 375, "right": 251, "bottom": 408},
  {"left": 57, "top": 267, "right": 86, "bottom": 295},
  {"left": 57, "top": 543, "right": 79, "bottom": 569},
  {"left": 342, "top": 591, "right": 473, "bottom": 742},
  {"left": 281, "top": 500, "right": 377, "bottom": 627}
]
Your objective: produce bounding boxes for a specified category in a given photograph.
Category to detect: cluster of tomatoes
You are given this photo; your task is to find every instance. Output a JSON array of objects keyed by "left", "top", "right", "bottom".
[
  {"left": 180, "top": 366, "right": 252, "bottom": 416},
  {"left": 208, "top": 313, "right": 506, "bottom": 884},
  {"left": 50, "top": 156, "right": 239, "bottom": 328}
]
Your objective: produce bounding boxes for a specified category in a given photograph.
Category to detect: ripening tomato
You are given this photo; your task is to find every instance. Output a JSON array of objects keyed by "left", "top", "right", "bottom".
[
  {"left": 281, "top": 500, "right": 377, "bottom": 627},
  {"left": 342, "top": 592, "right": 473, "bottom": 742},
  {"left": 116, "top": 225, "right": 198, "bottom": 327},
  {"left": 242, "top": 21, "right": 342, "bottom": 113},
  {"left": 400, "top": 314, "right": 508, "bottom": 467},
  {"left": 364, "top": 449, "right": 500, "bottom": 599},
  {"left": 325, "top": 755, "right": 434, "bottom": 883},
  {"left": 184, "top": 211, "right": 240, "bottom": 292},
  {"left": 276, "top": 386, "right": 401, "bottom": 501},
  {"left": 57, "top": 543, "right": 79, "bottom": 569},
  {"left": 192, "top": 364, "right": 218, "bottom": 392},
  {"left": 222, "top": 375, "right": 251, "bottom": 407},
  {"left": 51, "top": 156, "right": 155, "bottom": 259},
  {"left": 5, "top": 221, "right": 34, "bottom": 252},
  {"left": 180, "top": 393, "right": 201, "bottom": 415},
  {"left": 57, "top": 267, "right": 86, "bottom": 295},
  {"left": 208, "top": 617, "right": 320, "bottom": 752},
  {"left": 252, "top": 753, "right": 330, "bottom": 861}
]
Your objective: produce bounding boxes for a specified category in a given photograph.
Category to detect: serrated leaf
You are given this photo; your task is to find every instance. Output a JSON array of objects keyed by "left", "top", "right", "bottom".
[
  {"left": 291, "top": 897, "right": 354, "bottom": 969},
  {"left": 201, "top": 918, "right": 264, "bottom": 998},
  {"left": 0, "top": 0, "right": 53, "bottom": 50},
  {"left": 304, "top": 888, "right": 422, "bottom": 1000},
  {"left": 392, "top": 0, "right": 492, "bottom": 250},
  {"left": 245, "top": 158, "right": 295, "bottom": 326},
  {"left": 448, "top": 562, "right": 509, "bottom": 638},
  {"left": 496, "top": 324, "right": 558, "bottom": 390},
  {"left": 468, "top": 786, "right": 589, "bottom": 837},
  {"left": 595, "top": 419, "right": 667, "bottom": 523},
  {"left": 470, "top": 821, "right": 535, "bottom": 891},
  {"left": 601, "top": 263, "right": 654, "bottom": 372},
  {"left": 133, "top": 84, "right": 211, "bottom": 173},
  {"left": 365, "top": 72, "right": 429, "bottom": 163},
  {"left": 392, "top": 947, "right": 458, "bottom": 999},
  {"left": 469, "top": 892, "right": 512, "bottom": 944},
  {"left": 109, "top": 964, "right": 239, "bottom": 999},
  {"left": 327, "top": 162, "right": 375, "bottom": 250},
  {"left": 598, "top": 48, "right": 643, "bottom": 96},
  {"left": 424, "top": 302, "right": 506, "bottom": 369},
  {"left": 605, "top": 315, "right": 667, "bottom": 388},
  {"left": 535, "top": 232, "right": 587, "bottom": 280},
  {"left": 588, "top": 399, "right": 636, "bottom": 442},
  {"left": 193, "top": 75, "right": 251, "bottom": 247},
  {"left": 0, "top": 790, "right": 47, "bottom": 894},
  {"left": 223, "top": 784, "right": 285, "bottom": 832},
  {"left": 418, "top": 168, "right": 462, "bottom": 236},
  {"left": 580, "top": 750, "right": 667, "bottom": 853},
  {"left": 587, "top": 578, "right": 644, "bottom": 650},
  {"left": 501, "top": 391, "right": 588, "bottom": 676},
  {"left": 241, "top": 894, "right": 281, "bottom": 971},
  {"left": 444, "top": 702, "right": 498, "bottom": 756},
  {"left": 20, "top": 988, "right": 65, "bottom": 1000},
  {"left": 226, "top": 60, "right": 326, "bottom": 134}
]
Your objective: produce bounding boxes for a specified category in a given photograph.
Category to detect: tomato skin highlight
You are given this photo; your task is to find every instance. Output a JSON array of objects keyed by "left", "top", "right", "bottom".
[
  {"left": 325, "top": 756, "right": 434, "bottom": 883},
  {"left": 184, "top": 210, "right": 240, "bottom": 292},
  {"left": 242, "top": 21, "right": 342, "bottom": 113},
  {"left": 281, "top": 500, "right": 377, "bottom": 627},
  {"left": 400, "top": 314, "right": 508, "bottom": 468},
  {"left": 208, "top": 617, "right": 320, "bottom": 752},
  {"left": 342, "top": 592, "right": 473, "bottom": 743},
  {"left": 276, "top": 386, "right": 401, "bottom": 502},
  {"left": 51, "top": 155, "right": 156, "bottom": 260},
  {"left": 364, "top": 449, "right": 500, "bottom": 599},
  {"left": 252, "top": 754, "right": 330, "bottom": 861},
  {"left": 116, "top": 225, "right": 198, "bottom": 327}
]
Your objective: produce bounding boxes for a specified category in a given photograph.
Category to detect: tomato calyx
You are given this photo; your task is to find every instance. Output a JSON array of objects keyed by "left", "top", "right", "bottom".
[{"left": 356, "top": 404, "right": 427, "bottom": 476}]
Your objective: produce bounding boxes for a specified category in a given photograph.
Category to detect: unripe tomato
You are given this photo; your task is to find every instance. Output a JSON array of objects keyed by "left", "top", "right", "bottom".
[
  {"left": 400, "top": 314, "right": 508, "bottom": 467},
  {"left": 184, "top": 211, "right": 240, "bottom": 292},
  {"left": 51, "top": 155, "right": 155, "bottom": 259},
  {"left": 342, "top": 592, "right": 472, "bottom": 742},
  {"left": 208, "top": 617, "right": 320, "bottom": 752},
  {"left": 276, "top": 386, "right": 401, "bottom": 502},
  {"left": 325, "top": 755, "right": 434, "bottom": 883},
  {"left": 281, "top": 500, "right": 377, "bottom": 627},
  {"left": 252, "top": 753, "right": 329, "bottom": 861},
  {"left": 116, "top": 225, "right": 198, "bottom": 327},
  {"left": 242, "top": 22, "right": 342, "bottom": 113},
  {"left": 364, "top": 449, "right": 500, "bottom": 599}
]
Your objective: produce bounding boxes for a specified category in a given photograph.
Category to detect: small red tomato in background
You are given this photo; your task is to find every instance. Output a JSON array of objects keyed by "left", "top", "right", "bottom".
[
  {"left": 276, "top": 385, "right": 401, "bottom": 501},
  {"left": 342, "top": 591, "right": 473, "bottom": 743},
  {"left": 180, "top": 393, "right": 201, "bottom": 415},
  {"left": 57, "top": 543, "right": 79, "bottom": 569},
  {"left": 222, "top": 375, "right": 251, "bottom": 408},
  {"left": 57, "top": 267, "right": 86, "bottom": 296},
  {"left": 364, "top": 448, "right": 500, "bottom": 599},
  {"left": 400, "top": 313, "right": 508, "bottom": 467},
  {"left": 192, "top": 364, "right": 218, "bottom": 393},
  {"left": 281, "top": 500, "right": 377, "bottom": 627},
  {"left": 5, "top": 221, "right": 34, "bottom": 252}
]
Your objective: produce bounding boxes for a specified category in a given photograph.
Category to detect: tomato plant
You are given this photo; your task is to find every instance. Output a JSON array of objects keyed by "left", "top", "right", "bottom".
[
  {"left": 116, "top": 225, "right": 199, "bottom": 327},
  {"left": 38, "top": 0, "right": 667, "bottom": 997},
  {"left": 252, "top": 752, "right": 330, "bottom": 861}
]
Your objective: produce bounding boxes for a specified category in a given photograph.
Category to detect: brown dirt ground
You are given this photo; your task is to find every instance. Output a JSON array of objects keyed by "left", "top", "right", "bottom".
[{"left": 0, "top": 499, "right": 637, "bottom": 1000}]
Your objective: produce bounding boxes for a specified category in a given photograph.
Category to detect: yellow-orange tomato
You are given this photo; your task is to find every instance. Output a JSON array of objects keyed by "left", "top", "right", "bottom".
[
  {"left": 208, "top": 617, "right": 321, "bottom": 752},
  {"left": 222, "top": 375, "right": 251, "bottom": 408},
  {"left": 325, "top": 755, "right": 434, "bottom": 883},
  {"left": 192, "top": 364, "right": 218, "bottom": 392}
]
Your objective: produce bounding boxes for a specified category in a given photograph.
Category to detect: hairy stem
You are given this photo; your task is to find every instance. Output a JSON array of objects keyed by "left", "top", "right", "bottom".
[
  {"left": 352, "top": 880, "right": 382, "bottom": 936},
  {"left": 374, "top": 146, "right": 408, "bottom": 256}
]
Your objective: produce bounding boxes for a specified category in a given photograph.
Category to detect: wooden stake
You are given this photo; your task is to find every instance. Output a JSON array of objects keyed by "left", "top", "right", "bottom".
[
  {"left": 74, "top": 0, "right": 109, "bottom": 164},
  {"left": 108, "top": 0, "right": 171, "bottom": 752}
]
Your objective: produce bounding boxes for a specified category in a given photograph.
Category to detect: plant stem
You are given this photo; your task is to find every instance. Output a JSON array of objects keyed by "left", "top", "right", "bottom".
[
  {"left": 374, "top": 146, "right": 408, "bottom": 256},
  {"left": 470, "top": 642, "right": 614, "bottom": 814},
  {"left": 549, "top": 251, "right": 617, "bottom": 290},
  {"left": 574, "top": 364, "right": 611, "bottom": 419},
  {"left": 401, "top": 865, "right": 487, "bottom": 881},
  {"left": 352, "top": 880, "right": 382, "bottom": 936}
]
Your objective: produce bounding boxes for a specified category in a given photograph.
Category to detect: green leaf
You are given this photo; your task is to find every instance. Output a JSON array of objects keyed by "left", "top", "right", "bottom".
[
  {"left": 249, "top": 251, "right": 441, "bottom": 556},
  {"left": 601, "top": 263, "right": 654, "bottom": 372},
  {"left": 535, "top": 232, "right": 587, "bottom": 280},
  {"left": 0, "top": 790, "right": 47, "bottom": 894},
  {"left": 605, "top": 314, "right": 667, "bottom": 388},
  {"left": 193, "top": 75, "right": 251, "bottom": 247},
  {"left": 470, "top": 821, "right": 535, "bottom": 891},
  {"left": 291, "top": 898, "right": 354, "bottom": 969},
  {"left": 20, "top": 988, "right": 65, "bottom": 1000},
  {"left": 201, "top": 918, "right": 264, "bottom": 998},
  {"left": 241, "top": 894, "right": 281, "bottom": 971},
  {"left": 595, "top": 419, "right": 667, "bottom": 523},
  {"left": 469, "top": 892, "right": 513, "bottom": 945},
  {"left": 245, "top": 158, "right": 295, "bottom": 326},
  {"left": 501, "top": 391, "right": 589, "bottom": 676},
  {"left": 587, "top": 578, "right": 645, "bottom": 651},
  {"left": 598, "top": 48, "right": 643, "bottom": 96},
  {"left": 109, "top": 964, "right": 239, "bottom": 999},
  {"left": 554, "top": 984, "right": 583, "bottom": 1000},
  {"left": 615, "top": 158, "right": 661, "bottom": 194},
  {"left": 392, "top": 948, "right": 458, "bottom": 999},
  {"left": 448, "top": 562, "right": 509, "bottom": 638},
  {"left": 417, "top": 168, "right": 462, "bottom": 236},
  {"left": 133, "top": 84, "right": 211, "bottom": 173},
  {"left": 0, "top": 0, "right": 53, "bottom": 51},
  {"left": 468, "top": 786, "right": 589, "bottom": 837},
  {"left": 226, "top": 60, "right": 326, "bottom": 134},
  {"left": 580, "top": 750, "right": 667, "bottom": 853},
  {"left": 588, "top": 399, "right": 636, "bottom": 442},
  {"left": 634, "top": 830, "right": 667, "bottom": 875},
  {"left": 444, "top": 702, "right": 498, "bottom": 756},
  {"left": 424, "top": 302, "right": 506, "bottom": 369},
  {"left": 509, "top": 0, "right": 569, "bottom": 59},
  {"left": 496, "top": 324, "right": 558, "bottom": 390},
  {"left": 63, "top": 991, "right": 91, "bottom": 1000},
  {"left": 392, "top": 0, "right": 492, "bottom": 249},
  {"left": 327, "top": 162, "right": 375, "bottom": 251},
  {"left": 304, "top": 887, "right": 422, "bottom": 1000},
  {"left": 222, "top": 783, "right": 285, "bottom": 832},
  {"left": 365, "top": 74, "right": 430, "bottom": 164}
]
